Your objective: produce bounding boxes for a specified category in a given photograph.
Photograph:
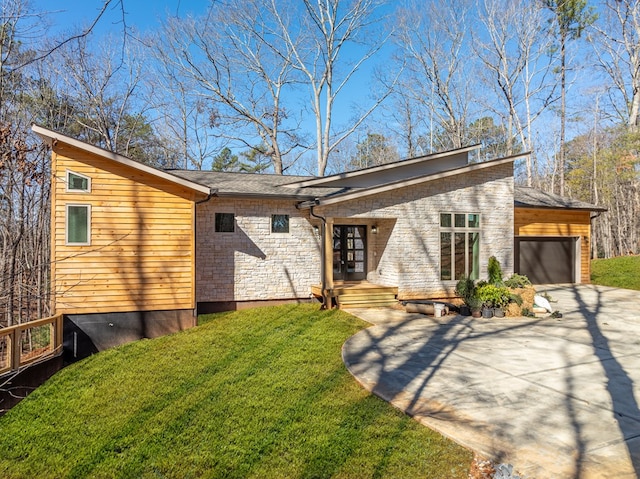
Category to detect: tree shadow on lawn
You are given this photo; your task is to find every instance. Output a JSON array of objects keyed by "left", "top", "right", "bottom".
[{"left": 61, "top": 306, "right": 459, "bottom": 479}]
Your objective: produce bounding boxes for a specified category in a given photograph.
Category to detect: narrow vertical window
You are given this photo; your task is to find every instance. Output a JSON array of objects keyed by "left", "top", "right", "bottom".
[
  {"left": 440, "top": 232, "right": 452, "bottom": 280},
  {"left": 66, "top": 205, "right": 90, "bottom": 245}
]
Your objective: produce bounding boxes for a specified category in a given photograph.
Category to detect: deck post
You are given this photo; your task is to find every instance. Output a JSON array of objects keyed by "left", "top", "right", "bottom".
[{"left": 324, "top": 217, "right": 334, "bottom": 306}]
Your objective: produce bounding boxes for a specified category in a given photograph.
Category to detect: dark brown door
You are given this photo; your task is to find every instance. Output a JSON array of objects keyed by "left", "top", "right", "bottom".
[
  {"left": 333, "top": 226, "right": 367, "bottom": 281},
  {"left": 515, "top": 237, "right": 574, "bottom": 284}
]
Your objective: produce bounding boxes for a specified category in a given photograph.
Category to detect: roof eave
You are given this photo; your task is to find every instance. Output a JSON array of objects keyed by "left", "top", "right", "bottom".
[
  {"left": 298, "top": 154, "right": 521, "bottom": 209},
  {"left": 32, "top": 124, "right": 211, "bottom": 196},
  {"left": 215, "top": 192, "right": 318, "bottom": 201},
  {"left": 283, "top": 144, "right": 483, "bottom": 188},
  {"left": 515, "top": 203, "right": 608, "bottom": 213}
]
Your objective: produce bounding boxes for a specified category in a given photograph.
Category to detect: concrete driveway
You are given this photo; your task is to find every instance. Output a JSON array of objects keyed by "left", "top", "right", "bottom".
[{"left": 342, "top": 285, "right": 640, "bottom": 479}]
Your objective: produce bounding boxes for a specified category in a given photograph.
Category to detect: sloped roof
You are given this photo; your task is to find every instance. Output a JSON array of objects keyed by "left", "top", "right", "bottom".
[
  {"left": 32, "top": 124, "right": 211, "bottom": 196},
  {"left": 297, "top": 154, "right": 522, "bottom": 208},
  {"left": 282, "top": 144, "right": 481, "bottom": 188},
  {"left": 169, "top": 170, "right": 349, "bottom": 199},
  {"left": 514, "top": 186, "right": 607, "bottom": 212},
  {"left": 40, "top": 125, "right": 601, "bottom": 212}
]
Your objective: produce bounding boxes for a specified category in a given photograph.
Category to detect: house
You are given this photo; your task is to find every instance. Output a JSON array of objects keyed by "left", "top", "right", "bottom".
[{"left": 32, "top": 125, "right": 604, "bottom": 359}]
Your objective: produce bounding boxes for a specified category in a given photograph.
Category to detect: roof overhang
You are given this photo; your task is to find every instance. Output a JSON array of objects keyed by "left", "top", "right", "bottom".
[
  {"left": 284, "top": 144, "right": 482, "bottom": 189},
  {"left": 298, "top": 153, "right": 524, "bottom": 209},
  {"left": 32, "top": 124, "right": 211, "bottom": 197}
]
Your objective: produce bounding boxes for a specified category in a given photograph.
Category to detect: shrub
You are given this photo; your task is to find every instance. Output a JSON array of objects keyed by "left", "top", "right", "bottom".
[
  {"left": 476, "top": 283, "right": 511, "bottom": 309},
  {"left": 509, "top": 293, "right": 523, "bottom": 306},
  {"left": 504, "top": 273, "right": 532, "bottom": 288},
  {"left": 455, "top": 276, "right": 477, "bottom": 304},
  {"left": 488, "top": 256, "right": 503, "bottom": 285}
]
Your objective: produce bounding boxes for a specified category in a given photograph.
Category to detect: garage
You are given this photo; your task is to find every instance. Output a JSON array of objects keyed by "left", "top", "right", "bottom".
[
  {"left": 515, "top": 237, "right": 575, "bottom": 284},
  {"left": 514, "top": 186, "right": 606, "bottom": 285}
]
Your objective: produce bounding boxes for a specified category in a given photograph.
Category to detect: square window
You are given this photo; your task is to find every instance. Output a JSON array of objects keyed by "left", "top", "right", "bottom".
[
  {"left": 66, "top": 205, "right": 90, "bottom": 245},
  {"left": 215, "top": 213, "right": 235, "bottom": 232},
  {"left": 440, "top": 213, "right": 451, "bottom": 228},
  {"left": 468, "top": 214, "right": 480, "bottom": 228},
  {"left": 454, "top": 213, "right": 466, "bottom": 228},
  {"left": 271, "top": 214, "right": 289, "bottom": 233},
  {"left": 66, "top": 171, "right": 91, "bottom": 192}
]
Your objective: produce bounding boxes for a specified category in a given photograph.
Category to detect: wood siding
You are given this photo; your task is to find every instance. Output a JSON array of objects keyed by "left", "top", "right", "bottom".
[
  {"left": 514, "top": 207, "right": 592, "bottom": 283},
  {"left": 51, "top": 147, "right": 198, "bottom": 314}
]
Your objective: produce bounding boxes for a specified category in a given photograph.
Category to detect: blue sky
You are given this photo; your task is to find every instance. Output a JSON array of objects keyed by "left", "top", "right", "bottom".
[{"left": 36, "top": 0, "right": 210, "bottom": 35}]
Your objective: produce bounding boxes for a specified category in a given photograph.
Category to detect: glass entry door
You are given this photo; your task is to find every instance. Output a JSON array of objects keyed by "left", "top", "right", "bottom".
[{"left": 333, "top": 225, "right": 367, "bottom": 281}]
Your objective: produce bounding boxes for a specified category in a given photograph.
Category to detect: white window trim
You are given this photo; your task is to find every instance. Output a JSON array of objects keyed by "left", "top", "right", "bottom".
[
  {"left": 66, "top": 170, "right": 91, "bottom": 193},
  {"left": 65, "top": 204, "right": 91, "bottom": 246},
  {"left": 440, "top": 212, "right": 481, "bottom": 281}
]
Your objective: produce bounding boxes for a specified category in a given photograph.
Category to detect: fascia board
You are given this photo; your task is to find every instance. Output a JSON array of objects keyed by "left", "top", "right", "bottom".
[
  {"left": 298, "top": 154, "right": 524, "bottom": 209},
  {"left": 283, "top": 144, "right": 482, "bottom": 188},
  {"left": 32, "top": 124, "right": 211, "bottom": 196}
]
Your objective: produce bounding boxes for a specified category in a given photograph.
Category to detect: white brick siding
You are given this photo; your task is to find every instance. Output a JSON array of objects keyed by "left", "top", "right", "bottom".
[
  {"left": 196, "top": 163, "right": 514, "bottom": 302},
  {"left": 196, "top": 198, "right": 321, "bottom": 302}
]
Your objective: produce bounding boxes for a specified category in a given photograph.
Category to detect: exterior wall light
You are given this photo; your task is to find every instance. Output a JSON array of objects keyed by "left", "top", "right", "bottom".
[{"left": 371, "top": 225, "right": 378, "bottom": 234}]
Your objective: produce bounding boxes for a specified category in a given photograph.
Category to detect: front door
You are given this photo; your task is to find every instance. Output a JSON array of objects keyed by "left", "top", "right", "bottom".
[{"left": 333, "top": 225, "right": 367, "bottom": 281}]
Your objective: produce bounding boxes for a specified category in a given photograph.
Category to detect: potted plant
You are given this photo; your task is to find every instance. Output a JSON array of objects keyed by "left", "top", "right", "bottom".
[
  {"left": 455, "top": 276, "right": 477, "bottom": 317},
  {"left": 481, "top": 301, "right": 494, "bottom": 318},
  {"left": 468, "top": 297, "right": 483, "bottom": 318},
  {"left": 477, "top": 283, "right": 511, "bottom": 319}
]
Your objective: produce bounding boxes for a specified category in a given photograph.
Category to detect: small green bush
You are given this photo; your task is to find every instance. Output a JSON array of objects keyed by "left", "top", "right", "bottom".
[
  {"left": 455, "top": 275, "right": 477, "bottom": 304},
  {"left": 509, "top": 293, "right": 523, "bottom": 306},
  {"left": 504, "top": 273, "right": 532, "bottom": 288},
  {"left": 488, "top": 256, "right": 503, "bottom": 285},
  {"left": 476, "top": 283, "right": 511, "bottom": 309}
]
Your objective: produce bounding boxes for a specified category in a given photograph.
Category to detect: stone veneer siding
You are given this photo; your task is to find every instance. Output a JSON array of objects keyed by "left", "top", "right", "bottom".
[
  {"left": 196, "top": 162, "right": 514, "bottom": 303},
  {"left": 196, "top": 198, "right": 321, "bottom": 302},
  {"left": 317, "top": 162, "right": 515, "bottom": 298}
]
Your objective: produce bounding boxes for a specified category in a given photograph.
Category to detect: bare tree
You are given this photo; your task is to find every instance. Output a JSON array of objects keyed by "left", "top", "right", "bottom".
[
  {"left": 157, "top": 1, "right": 304, "bottom": 174},
  {"left": 474, "top": 0, "right": 557, "bottom": 185},
  {"left": 146, "top": 42, "right": 224, "bottom": 170},
  {"left": 396, "top": 0, "right": 476, "bottom": 152},
  {"left": 46, "top": 34, "right": 152, "bottom": 157},
  {"left": 382, "top": 76, "right": 427, "bottom": 158},
  {"left": 541, "top": 0, "right": 597, "bottom": 195},
  {"left": 159, "top": 0, "right": 392, "bottom": 176},
  {"left": 271, "top": 0, "right": 393, "bottom": 175},
  {"left": 590, "top": 0, "right": 640, "bottom": 129}
]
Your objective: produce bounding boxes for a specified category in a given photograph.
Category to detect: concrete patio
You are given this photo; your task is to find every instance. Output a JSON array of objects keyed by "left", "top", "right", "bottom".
[{"left": 342, "top": 285, "right": 640, "bottom": 478}]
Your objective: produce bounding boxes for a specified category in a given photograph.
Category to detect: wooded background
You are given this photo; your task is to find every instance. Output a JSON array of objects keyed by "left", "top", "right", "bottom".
[{"left": 1, "top": 0, "right": 639, "bottom": 326}]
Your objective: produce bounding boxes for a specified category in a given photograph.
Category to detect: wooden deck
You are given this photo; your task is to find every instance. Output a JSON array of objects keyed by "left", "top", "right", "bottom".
[
  {"left": 311, "top": 282, "right": 398, "bottom": 309},
  {"left": 0, "top": 314, "right": 63, "bottom": 376}
]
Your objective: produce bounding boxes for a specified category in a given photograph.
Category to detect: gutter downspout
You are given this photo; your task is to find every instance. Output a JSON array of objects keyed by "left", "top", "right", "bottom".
[
  {"left": 309, "top": 202, "right": 328, "bottom": 309},
  {"left": 193, "top": 191, "right": 215, "bottom": 317}
]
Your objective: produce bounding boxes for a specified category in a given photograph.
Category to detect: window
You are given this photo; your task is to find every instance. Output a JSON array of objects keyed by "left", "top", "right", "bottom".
[
  {"left": 66, "top": 205, "right": 90, "bottom": 245},
  {"left": 215, "top": 213, "right": 235, "bottom": 232},
  {"left": 271, "top": 214, "right": 289, "bottom": 233},
  {"left": 440, "top": 213, "right": 480, "bottom": 281},
  {"left": 66, "top": 170, "right": 91, "bottom": 192}
]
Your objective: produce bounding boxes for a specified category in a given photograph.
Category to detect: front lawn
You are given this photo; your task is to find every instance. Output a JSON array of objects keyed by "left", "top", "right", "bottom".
[
  {"left": 591, "top": 255, "right": 640, "bottom": 290},
  {"left": 0, "top": 304, "right": 472, "bottom": 478}
]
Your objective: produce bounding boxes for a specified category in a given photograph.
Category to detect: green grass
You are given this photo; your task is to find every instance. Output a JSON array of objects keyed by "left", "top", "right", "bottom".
[
  {"left": 591, "top": 255, "right": 640, "bottom": 290},
  {"left": 0, "top": 304, "right": 472, "bottom": 478}
]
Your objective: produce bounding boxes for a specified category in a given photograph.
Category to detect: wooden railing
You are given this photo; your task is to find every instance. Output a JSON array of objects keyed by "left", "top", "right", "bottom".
[{"left": 0, "top": 314, "right": 64, "bottom": 376}]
